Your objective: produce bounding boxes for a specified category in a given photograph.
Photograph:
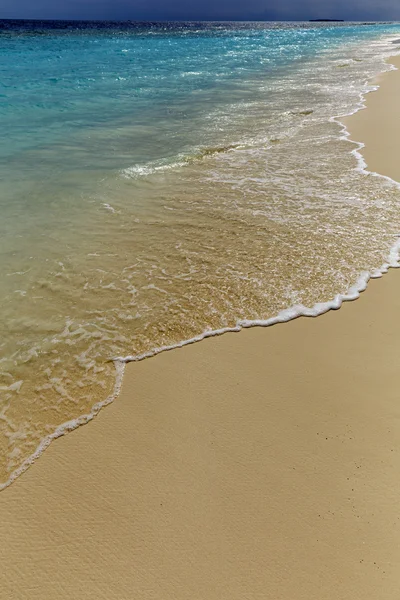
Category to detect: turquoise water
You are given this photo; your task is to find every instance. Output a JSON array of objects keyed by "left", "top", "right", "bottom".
[
  {"left": 1, "top": 20, "right": 400, "bottom": 488},
  {"left": 1, "top": 21, "right": 399, "bottom": 172}
]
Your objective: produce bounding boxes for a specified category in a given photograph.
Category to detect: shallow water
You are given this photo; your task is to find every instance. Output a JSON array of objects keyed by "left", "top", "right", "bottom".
[{"left": 1, "top": 20, "right": 400, "bottom": 487}]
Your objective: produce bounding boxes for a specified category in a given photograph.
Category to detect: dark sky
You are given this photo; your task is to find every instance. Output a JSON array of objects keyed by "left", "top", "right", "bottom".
[{"left": 1, "top": 0, "right": 400, "bottom": 22}]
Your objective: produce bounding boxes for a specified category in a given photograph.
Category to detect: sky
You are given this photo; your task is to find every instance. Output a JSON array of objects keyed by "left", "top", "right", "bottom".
[{"left": 1, "top": 0, "right": 400, "bottom": 22}]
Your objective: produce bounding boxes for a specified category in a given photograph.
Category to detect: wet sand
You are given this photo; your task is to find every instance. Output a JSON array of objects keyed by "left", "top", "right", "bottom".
[{"left": 1, "top": 57, "right": 400, "bottom": 599}]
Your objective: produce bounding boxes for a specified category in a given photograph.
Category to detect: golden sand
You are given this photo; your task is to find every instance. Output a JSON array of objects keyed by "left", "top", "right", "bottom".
[{"left": 2, "top": 58, "right": 400, "bottom": 599}]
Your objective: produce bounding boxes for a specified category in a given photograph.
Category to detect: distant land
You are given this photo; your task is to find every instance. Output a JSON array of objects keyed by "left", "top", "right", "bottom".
[{"left": 309, "top": 19, "right": 345, "bottom": 22}]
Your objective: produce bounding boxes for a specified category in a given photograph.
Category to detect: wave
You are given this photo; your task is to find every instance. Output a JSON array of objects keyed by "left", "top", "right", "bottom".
[{"left": 121, "top": 144, "right": 243, "bottom": 179}]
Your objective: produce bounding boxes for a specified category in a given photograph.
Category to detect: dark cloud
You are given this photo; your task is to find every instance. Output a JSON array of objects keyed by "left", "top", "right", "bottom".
[{"left": 1, "top": 0, "right": 400, "bottom": 21}]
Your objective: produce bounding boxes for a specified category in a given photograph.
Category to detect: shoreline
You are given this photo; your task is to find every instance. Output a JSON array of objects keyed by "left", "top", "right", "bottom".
[
  {"left": 2, "top": 47, "right": 400, "bottom": 493},
  {"left": 2, "top": 54, "right": 400, "bottom": 598}
]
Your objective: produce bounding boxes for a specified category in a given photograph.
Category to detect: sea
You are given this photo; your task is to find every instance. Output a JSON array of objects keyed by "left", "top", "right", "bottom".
[{"left": 1, "top": 19, "right": 400, "bottom": 489}]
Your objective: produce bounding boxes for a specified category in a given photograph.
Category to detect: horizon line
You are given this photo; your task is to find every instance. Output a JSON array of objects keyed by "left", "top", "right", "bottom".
[{"left": 0, "top": 17, "right": 396, "bottom": 23}]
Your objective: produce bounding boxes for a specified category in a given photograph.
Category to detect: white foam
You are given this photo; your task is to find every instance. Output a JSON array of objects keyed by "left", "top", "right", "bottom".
[
  {"left": 111, "top": 267, "right": 393, "bottom": 366},
  {"left": 0, "top": 360, "right": 126, "bottom": 492},
  {"left": 102, "top": 203, "right": 116, "bottom": 213},
  {"left": 2, "top": 38, "right": 400, "bottom": 493},
  {"left": 121, "top": 157, "right": 188, "bottom": 179}
]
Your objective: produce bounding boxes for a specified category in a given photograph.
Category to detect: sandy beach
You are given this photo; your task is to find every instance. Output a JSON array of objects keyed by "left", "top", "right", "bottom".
[{"left": 1, "top": 56, "right": 400, "bottom": 599}]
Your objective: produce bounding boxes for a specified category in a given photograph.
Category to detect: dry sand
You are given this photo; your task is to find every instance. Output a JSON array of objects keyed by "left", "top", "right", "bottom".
[{"left": 2, "top": 57, "right": 400, "bottom": 600}]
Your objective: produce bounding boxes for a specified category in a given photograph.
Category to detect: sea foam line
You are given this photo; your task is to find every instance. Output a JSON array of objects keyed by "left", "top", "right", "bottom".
[
  {"left": 2, "top": 41, "right": 400, "bottom": 493},
  {"left": 0, "top": 361, "right": 126, "bottom": 492},
  {"left": 116, "top": 42, "right": 400, "bottom": 362}
]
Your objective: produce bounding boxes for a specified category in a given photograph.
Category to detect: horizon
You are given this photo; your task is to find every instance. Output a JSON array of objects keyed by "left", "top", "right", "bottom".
[
  {"left": 0, "top": 17, "right": 395, "bottom": 23},
  {"left": 2, "top": 0, "right": 400, "bottom": 23}
]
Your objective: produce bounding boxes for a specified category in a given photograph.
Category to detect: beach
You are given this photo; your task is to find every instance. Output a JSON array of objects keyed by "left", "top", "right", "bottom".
[
  {"left": 1, "top": 23, "right": 399, "bottom": 488},
  {"left": 1, "top": 54, "right": 400, "bottom": 599}
]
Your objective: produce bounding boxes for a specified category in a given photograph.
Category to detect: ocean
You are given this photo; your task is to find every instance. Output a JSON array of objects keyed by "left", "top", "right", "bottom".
[{"left": 1, "top": 19, "right": 400, "bottom": 488}]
